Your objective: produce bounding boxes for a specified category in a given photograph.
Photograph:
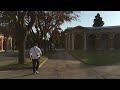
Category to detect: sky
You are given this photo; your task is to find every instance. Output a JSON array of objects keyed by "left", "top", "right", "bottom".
[{"left": 60, "top": 11, "right": 120, "bottom": 30}]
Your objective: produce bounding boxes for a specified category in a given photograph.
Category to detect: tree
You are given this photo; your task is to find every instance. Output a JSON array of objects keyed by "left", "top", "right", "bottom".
[
  {"left": 26, "top": 32, "right": 34, "bottom": 49},
  {"left": 0, "top": 11, "right": 80, "bottom": 64},
  {"left": 0, "top": 11, "right": 36, "bottom": 64},
  {"left": 59, "top": 31, "right": 65, "bottom": 48},
  {"left": 50, "top": 29, "right": 61, "bottom": 49},
  {"left": 93, "top": 13, "right": 104, "bottom": 27},
  {"left": 30, "top": 11, "right": 80, "bottom": 53}
]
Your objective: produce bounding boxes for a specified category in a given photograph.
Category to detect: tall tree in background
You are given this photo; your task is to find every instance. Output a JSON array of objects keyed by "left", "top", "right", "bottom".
[
  {"left": 50, "top": 29, "right": 61, "bottom": 49},
  {"left": 93, "top": 13, "right": 104, "bottom": 27},
  {"left": 60, "top": 31, "right": 65, "bottom": 48},
  {"left": 26, "top": 32, "right": 34, "bottom": 49}
]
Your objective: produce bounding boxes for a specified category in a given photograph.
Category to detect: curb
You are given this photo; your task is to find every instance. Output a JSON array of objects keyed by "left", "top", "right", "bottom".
[{"left": 39, "top": 58, "right": 48, "bottom": 68}]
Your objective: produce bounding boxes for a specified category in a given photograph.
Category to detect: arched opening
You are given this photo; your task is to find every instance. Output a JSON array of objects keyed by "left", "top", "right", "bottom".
[
  {"left": 3, "top": 38, "right": 7, "bottom": 51},
  {"left": 74, "top": 34, "right": 83, "bottom": 50},
  {"left": 8, "top": 39, "right": 11, "bottom": 50},
  {"left": 114, "top": 33, "right": 120, "bottom": 50},
  {"left": 100, "top": 34, "right": 109, "bottom": 50},
  {"left": 88, "top": 34, "right": 96, "bottom": 50}
]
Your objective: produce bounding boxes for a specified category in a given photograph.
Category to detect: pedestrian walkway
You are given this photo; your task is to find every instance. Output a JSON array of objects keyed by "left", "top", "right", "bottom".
[{"left": 0, "top": 49, "right": 120, "bottom": 79}]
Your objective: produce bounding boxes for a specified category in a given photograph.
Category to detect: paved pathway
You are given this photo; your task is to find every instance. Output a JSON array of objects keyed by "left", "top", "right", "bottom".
[{"left": 0, "top": 49, "right": 120, "bottom": 79}]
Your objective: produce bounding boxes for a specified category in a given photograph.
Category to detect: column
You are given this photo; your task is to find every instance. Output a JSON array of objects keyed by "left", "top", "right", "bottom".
[
  {"left": 70, "top": 33, "right": 72, "bottom": 50},
  {"left": 6, "top": 38, "right": 9, "bottom": 51},
  {"left": 65, "top": 33, "right": 67, "bottom": 50},
  {"left": 95, "top": 37, "right": 101, "bottom": 50},
  {"left": 109, "top": 37, "right": 114, "bottom": 50},
  {"left": 83, "top": 32, "right": 87, "bottom": 51},
  {"left": 108, "top": 34, "right": 114, "bottom": 50},
  {"left": 1, "top": 37, "right": 3, "bottom": 51},
  {"left": 65, "top": 34, "right": 66, "bottom": 49},
  {"left": 0, "top": 38, "right": 1, "bottom": 50},
  {"left": 68, "top": 33, "right": 70, "bottom": 50},
  {"left": 10, "top": 38, "right": 12, "bottom": 51},
  {"left": 67, "top": 34, "right": 68, "bottom": 50},
  {"left": 72, "top": 33, "right": 74, "bottom": 50}
]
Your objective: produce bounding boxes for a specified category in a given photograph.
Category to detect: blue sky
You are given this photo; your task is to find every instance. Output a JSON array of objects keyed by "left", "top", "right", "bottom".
[{"left": 60, "top": 11, "right": 120, "bottom": 30}]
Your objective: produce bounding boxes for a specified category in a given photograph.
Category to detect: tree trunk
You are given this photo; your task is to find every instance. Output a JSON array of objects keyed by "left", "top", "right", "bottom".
[
  {"left": 47, "top": 40, "right": 50, "bottom": 52},
  {"left": 44, "top": 40, "right": 46, "bottom": 53},
  {"left": 16, "top": 26, "right": 27, "bottom": 64},
  {"left": 49, "top": 39, "right": 52, "bottom": 51},
  {"left": 38, "top": 38, "right": 42, "bottom": 48},
  {"left": 12, "top": 39, "right": 16, "bottom": 51},
  {"left": 17, "top": 36, "right": 26, "bottom": 64}
]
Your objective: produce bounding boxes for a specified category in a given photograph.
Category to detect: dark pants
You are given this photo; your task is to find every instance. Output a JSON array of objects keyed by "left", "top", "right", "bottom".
[{"left": 32, "top": 59, "right": 40, "bottom": 73}]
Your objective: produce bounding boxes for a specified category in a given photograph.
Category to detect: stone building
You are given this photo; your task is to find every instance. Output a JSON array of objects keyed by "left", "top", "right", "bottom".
[
  {"left": 65, "top": 25, "right": 120, "bottom": 50},
  {"left": 0, "top": 33, "right": 12, "bottom": 52}
]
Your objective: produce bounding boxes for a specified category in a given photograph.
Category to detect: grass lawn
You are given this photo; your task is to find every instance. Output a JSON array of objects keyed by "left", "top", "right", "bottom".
[
  {"left": 0, "top": 55, "right": 48, "bottom": 71},
  {"left": 69, "top": 50, "right": 120, "bottom": 66}
]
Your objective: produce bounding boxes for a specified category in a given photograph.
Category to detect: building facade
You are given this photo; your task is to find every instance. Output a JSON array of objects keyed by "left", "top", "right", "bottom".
[
  {"left": 65, "top": 26, "right": 120, "bottom": 50},
  {"left": 0, "top": 34, "right": 12, "bottom": 52}
]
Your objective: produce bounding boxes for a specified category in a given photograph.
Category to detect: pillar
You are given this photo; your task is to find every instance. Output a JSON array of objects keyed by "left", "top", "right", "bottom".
[
  {"left": 83, "top": 32, "right": 87, "bottom": 50},
  {"left": 108, "top": 34, "right": 114, "bottom": 50},
  {"left": 6, "top": 38, "right": 9, "bottom": 51},
  {"left": 72, "top": 33, "right": 74, "bottom": 50},
  {"left": 0, "top": 38, "right": 1, "bottom": 50},
  {"left": 109, "top": 37, "right": 114, "bottom": 50},
  {"left": 67, "top": 34, "right": 68, "bottom": 50},
  {"left": 70, "top": 33, "right": 72, "bottom": 50},
  {"left": 68, "top": 33, "right": 70, "bottom": 50},
  {"left": 1, "top": 37, "right": 3, "bottom": 51},
  {"left": 10, "top": 38, "right": 12, "bottom": 50},
  {"left": 65, "top": 33, "right": 67, "bottom": 50},
  {"left": 95, "top": 37, "right": 101, "bottom": 50}
]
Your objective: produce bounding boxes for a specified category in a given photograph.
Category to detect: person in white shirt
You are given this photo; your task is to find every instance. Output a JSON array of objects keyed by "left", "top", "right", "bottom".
[{"left": 29, "top": 43, "right": 42, "bottom": 74}]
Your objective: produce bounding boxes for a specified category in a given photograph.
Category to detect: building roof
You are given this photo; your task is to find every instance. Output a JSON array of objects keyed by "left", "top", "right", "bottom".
[
  {"left": 65, "top": 25, "right": 120, "bottom": 33},
  {"left": 65, "top": 26, "right": 86, "bottom": 32},
  {"left": 86, "top": 25, "right": 120, "bottom": 29}
]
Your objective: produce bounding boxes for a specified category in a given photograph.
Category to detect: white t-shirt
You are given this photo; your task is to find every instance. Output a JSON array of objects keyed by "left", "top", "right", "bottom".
[{"left": 30, "top": 46, "right": 42, "bottom": 59}]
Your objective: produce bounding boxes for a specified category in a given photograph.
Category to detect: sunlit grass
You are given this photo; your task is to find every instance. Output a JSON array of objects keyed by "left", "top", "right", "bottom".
[{"left": 69, "top": 50, "right": 120, "bottom": 66}]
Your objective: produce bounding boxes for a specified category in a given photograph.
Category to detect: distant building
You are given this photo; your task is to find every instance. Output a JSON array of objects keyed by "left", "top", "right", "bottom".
[
  {"left": 0, "top": 33, "right": 12, "bottom": 52},
  {"left": 65, "top": 25, "right": 120, "bottom": 50}
]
